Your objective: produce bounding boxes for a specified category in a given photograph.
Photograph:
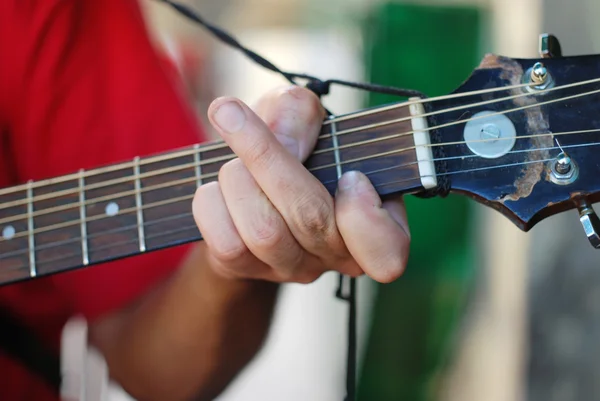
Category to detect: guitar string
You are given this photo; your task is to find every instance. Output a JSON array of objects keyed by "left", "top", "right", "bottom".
[
  {"left": 0, "top": 212, "right": 192, "bottom": 260},
  {"left": 5, "top": 222, "right": 201, "bottom": 273},
  {"left": 1, "top": 123, "right": 599, "bottom": 226},
  {"left": 311, "top": 128, "right": 600, "bottom": 172},
  {"left": 321, "top": 76, "right": 600, "bottom": 126},
  {"left": 2, "top": 78, "right": 600, "bottom": 214},
  {"left": 0, "top": 145, "right": 552, "bottom": 273},
  {"left": 1, "top": 125, "right": 599, "bottom": 230},
  {"left": 320, "top": 140, "right": 600, "bottom": 187},
  {"left": 2, "top": 138, "right": 600, "bottom": 262},
  {"left": 0, "top": 74, "right": 599, "bottom": 199},
  {"left": 315, "top": 76, "right": 600, "bottom": 141},
  {"left": 6, "top": 143, "right": 600, "bottom": 272}
]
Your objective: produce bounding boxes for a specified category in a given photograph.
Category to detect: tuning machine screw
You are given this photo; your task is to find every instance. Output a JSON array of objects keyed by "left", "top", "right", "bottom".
[
  {"left": 549, "top": 152, "right": 578, "bottom": 185},
  {"left": 522, "top": 34, "right": 562, "bottom": 92},
  {"left": 523, "top": 61, "right": 555, "bottom": 92},
  {"left": 530, "top": 62, "right": 548, "bottom": 85},
  {"left": 576, "top": 200, "right": 600, "bottom": 249}
]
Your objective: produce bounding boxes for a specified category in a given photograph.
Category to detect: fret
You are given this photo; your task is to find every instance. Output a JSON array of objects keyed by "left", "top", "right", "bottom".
[
  {"left": 194, "top": 143, "right": 202, "bottom": 188},
  {"left": 27, "top": 181, "right": 36, "bottom": 277},
  {"left": 133, "top": 157, "right": 146, "bottom": 252},
  {"left": 198, "top": 144, "right": 231, "bottom": 185},
  {"left": 78, "top": 170, "right": 89, "bottom": 266},
  {"left": 331, "top": 104, "right": 423, "bottom": 196},
  {"left": 305, "top": 124, "right": 342, "bottom": 195},
  {"left": 0, "top": 188, "right": 33, "bottom": 284},
  {"left": 329, "top": 116, "right": 343, "bottom": 179},
  {"left": 85, "top": 168, "right": 139, "bottom": 264},
  {"left": 140, "top": 151, "right": 199, "bottom": 251},
  {"left": 31, "top": 178, "right": 82, "bottom": 276},
  {"left": 0, "top": 101, "right": 431, "bottom": 286}
]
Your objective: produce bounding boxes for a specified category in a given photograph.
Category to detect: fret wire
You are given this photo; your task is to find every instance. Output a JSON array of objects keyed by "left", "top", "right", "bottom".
[
  {"left": 134, "top": 157, "right": 146, "bottom": 252},
  {"left": 3, "top": 110, "right": 596, "bottom": 215},
  {"left": 329, "top": 116, "right": 343, "bottom": 180},
  {"left": 78, "top": 169, "right": 89, "bottom": 266},
  {"left": 10, "top": 136, "right": 600, "bottom": 269},
  {"left": 194, "top": 144, "right": 203, "bottom": 188},
  {"left": 2, "top": 75, "right": 600, "bottom": 202},
  {"left": 2, "top": 129, "right": 599, "bottom": 244},
  {"left": 26, "top": 181, "right": 36, "bottom": 278},
  {"left": 5, "top": 80, "right": 600, "bottom": 211},
  {"left": 0, "top": 211, "right": 194, "bottom": 261},
  {"left": 0, "top": 174, "right": 201, "bottom": 225},
  {"left": 9, "top": 119, "right": 597, "bottom": 224},
  {"left": 2, "top": 193, "right": 195, "bottom": 241},
  {"left": 7, "top": 223, "right": 202, "bottom": 273}
]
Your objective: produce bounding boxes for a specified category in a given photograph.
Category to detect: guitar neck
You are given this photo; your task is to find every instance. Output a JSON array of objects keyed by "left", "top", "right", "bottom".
[{"left": 0, "top": 99, "right": 435, "bottom": 286}]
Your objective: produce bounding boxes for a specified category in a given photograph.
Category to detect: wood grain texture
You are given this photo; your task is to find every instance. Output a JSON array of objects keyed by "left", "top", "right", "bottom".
[{"left": 0, "top": 103, "right": 423, "bottom": 286}]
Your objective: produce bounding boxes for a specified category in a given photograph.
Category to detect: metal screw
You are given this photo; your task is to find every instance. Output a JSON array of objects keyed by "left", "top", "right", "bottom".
[
  {"left": 531, "top": 62, "right": 548, "bottom": 84},
  {"left": 555, "top": 152, "right": 572, "bottom": 174},
  {"left": 480, "top": 124, "right": 501, "bottom": 142}
]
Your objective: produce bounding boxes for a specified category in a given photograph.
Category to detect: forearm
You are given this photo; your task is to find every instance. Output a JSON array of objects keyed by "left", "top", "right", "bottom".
[{"left": 90, "top": 243, "right": 279, "bottom": 401}]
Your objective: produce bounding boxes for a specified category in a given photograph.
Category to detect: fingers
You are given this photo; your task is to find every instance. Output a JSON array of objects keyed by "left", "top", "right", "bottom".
[
  {"left": 218, "top": 159, "right": 306, "bottom": 280},
  {"left": 198, "top": 86, "right": 410, "bottom": 285},
  {"left": 207, "top": 92, "right": 346, "bottom": 263},
  {"left": 252, "top": 86, "right": 325, "bottom": 161},
  {"left": 192, "top": 182, "right": 266, "bottom": 280},
  {"left": 335, "top": 171, "right": 411, "bottom": 283}
]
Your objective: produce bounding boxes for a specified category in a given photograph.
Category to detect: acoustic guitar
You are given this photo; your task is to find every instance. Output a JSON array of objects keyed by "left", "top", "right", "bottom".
[{"left": 1, "top": 33, "right": 599, "bottom": 286}]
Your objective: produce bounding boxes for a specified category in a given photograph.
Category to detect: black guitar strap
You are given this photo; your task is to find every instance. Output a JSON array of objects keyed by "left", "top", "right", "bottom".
[
  {"left": 0, "top": 306, "right": 61, "bottom": 393},
  {"left": 0, "top": 132, "right": 61, "bottom": 393}
]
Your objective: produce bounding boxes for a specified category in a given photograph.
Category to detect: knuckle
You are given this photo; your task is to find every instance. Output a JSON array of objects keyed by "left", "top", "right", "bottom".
[
  {"left": 245, "top": 137, "right": 273, "bottom": 167},
  {"left": 282, "top": 86, "right": 324, "bottom": 121},
  {"left": 247, "top": 215, "right": 286, "bottom": 251},
  {"left": 213, "top": 263, "right": 244, "bottom": 280},
  {"left": 211, "top": 238, "right": 250, "bottom": 266},
  {"left": 291, "top": 194, "right": 335, "bottom": 241}
]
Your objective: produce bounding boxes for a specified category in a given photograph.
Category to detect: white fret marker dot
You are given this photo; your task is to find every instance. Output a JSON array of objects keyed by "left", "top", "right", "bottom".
[
  {"left": 2, "top": 226, "right": 15, "bottom": 240},
  {"left": 105, "top": 202, "right": 119, "bottom": 217}
]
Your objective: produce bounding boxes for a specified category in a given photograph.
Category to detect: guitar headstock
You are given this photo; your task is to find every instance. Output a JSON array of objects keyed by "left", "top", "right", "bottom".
[{"left": 430, "top": 34, "right": 600, "bottom": 247}]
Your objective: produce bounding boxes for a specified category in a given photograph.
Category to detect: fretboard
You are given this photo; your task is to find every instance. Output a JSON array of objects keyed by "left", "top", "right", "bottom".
[{"left": 0, "top": 101, "right": 430, "bottom": 286}]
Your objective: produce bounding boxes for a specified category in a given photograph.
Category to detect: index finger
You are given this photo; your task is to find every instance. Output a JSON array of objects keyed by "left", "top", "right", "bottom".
[
  {"left": 207, "top": 96, "right": 329, "bottom": 205},
  {"left": 207, "top": 96, "right": 343, "bottom": 257}
]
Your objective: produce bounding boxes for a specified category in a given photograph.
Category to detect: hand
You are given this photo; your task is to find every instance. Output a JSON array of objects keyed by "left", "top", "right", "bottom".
[{"left": 192, "top": 86, "right": 410, "bottom": 284}]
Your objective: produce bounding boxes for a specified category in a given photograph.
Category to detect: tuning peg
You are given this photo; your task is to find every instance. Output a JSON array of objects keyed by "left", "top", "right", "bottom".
[
  {"left": 539, "top": 33, "right": 562, "bottom": 58},
  {"left": 576, "top": 201, "right": 600, "bottom": 249}
]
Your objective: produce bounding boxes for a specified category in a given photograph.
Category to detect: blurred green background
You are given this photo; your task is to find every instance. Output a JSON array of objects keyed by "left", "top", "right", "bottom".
[{"left": 358, "top": 3, "right": 483, "bottom": 400}]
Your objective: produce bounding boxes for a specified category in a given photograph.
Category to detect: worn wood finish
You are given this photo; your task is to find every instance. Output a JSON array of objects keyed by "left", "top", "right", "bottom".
[
  {"left": 0, "top": 104, "right": 421, "bottom": 286},
  {"left": 430, "top": 53, "right": 600, "bottom": 230}
]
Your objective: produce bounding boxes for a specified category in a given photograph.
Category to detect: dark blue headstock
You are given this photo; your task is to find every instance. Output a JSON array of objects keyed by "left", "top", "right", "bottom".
[{"left": 429, "top": 34, "right": 600, "bottom": 246}]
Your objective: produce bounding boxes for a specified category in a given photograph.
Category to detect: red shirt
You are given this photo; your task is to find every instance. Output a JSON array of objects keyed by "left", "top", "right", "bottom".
[{"left": 0, "top": 1, "right": 205, "bottom": 399}]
